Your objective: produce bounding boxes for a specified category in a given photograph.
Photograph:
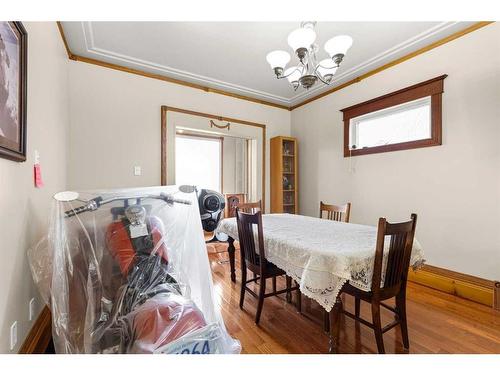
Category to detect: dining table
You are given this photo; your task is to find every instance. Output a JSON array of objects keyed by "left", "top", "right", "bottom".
[{"left": 217, "top": 213, "right": 424, "bottom": 353}]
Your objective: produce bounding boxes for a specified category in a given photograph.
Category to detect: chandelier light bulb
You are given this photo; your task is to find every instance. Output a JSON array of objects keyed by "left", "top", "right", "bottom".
[
  {"left": 324, "top": 35, "right": 353, "bottom": 58},
  {"left": 266, "top": 50, "right": 291, "bottom": 69},
  {"left": 287, "top": 27, "right": 316, "bottom": 53}
]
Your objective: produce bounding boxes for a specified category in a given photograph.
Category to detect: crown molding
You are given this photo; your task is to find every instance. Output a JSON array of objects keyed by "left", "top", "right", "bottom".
[
  {"left": 57, "top": 21, "right": 494, "bottom": 112},
  {"left": 290, "top": 21, "right": 494, "bottom": 110},
  {"left": 56, "top": 22, "right": 289, "bottom": 110},
  {"left": 81, "top": 22, "right": 291, "bottom": 106},
  {"left": 289, "top": 21, "right": 459, "bottom": 104}
]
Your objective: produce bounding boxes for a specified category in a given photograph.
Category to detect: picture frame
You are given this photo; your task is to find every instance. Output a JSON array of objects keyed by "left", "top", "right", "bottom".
[{"left": 0, "top": 21, "right": 27, "bottom": 162}]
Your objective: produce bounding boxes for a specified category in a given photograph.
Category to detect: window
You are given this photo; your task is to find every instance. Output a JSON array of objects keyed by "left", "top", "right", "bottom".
[
  {"left": 341, "top": 75, "right": 447, "bottom": 157},
  {"left": 175, "top": 134, "right": 222, "bottom": 192}
]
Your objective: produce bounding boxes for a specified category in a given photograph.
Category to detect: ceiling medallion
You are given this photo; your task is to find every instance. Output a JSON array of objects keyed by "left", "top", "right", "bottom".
[{"left": 266, "top": 22, "right": 353, "bottom": 90}]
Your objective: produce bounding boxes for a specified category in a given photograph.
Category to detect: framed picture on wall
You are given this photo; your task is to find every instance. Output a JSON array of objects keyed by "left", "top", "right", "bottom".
[{"left": 0, "top": 21, "right": 27, "bottom": 162}]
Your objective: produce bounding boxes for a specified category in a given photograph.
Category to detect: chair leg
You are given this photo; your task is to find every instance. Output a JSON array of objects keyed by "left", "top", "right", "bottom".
[
  {"left": 295, "top": 282, "right": 301, "bottom": 312},
  {"left": 371, "top": 302, "right": 385, "bottom": 354},
  {"left": 396, "top": 290, "right": 410, "bottom": 350},
  {"left": 272, "top": 276, "right": 277, "bottom": 293},
  {"left": 323, "top": 310, "right": 330, "bottom": 332},
  {"left": 255, "top": 276, "right": 266, "bottom": 324},
  {"left": 355, "top": 297, "right": 361, "bottom": 318},
  {"left": 285, "top": 276, "right": 292, "bottom": 303},
  {"left": 239, "top": 267, "right": 247, "bottom": 309}
]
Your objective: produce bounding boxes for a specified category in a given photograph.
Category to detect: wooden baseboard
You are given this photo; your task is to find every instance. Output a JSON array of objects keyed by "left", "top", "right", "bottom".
[
  {"left": 18, "top": 306, "right": 52, "bottom": 354},
  {"left": 408, "top": 264, "right": 499, "bottom": 310}
]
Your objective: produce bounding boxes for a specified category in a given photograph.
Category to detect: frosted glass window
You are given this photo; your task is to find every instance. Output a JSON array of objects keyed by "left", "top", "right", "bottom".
[
  {"left": 175, "top": 135, "right": 221, "bottom": 192},
  {"left": 349, "top": 97, "right": 431, "bottom": 150}
]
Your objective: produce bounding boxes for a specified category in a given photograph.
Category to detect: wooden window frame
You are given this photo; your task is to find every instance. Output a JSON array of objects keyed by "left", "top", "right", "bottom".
[{"left": 341, "top": 75, "right": 447, "bottom": 157}]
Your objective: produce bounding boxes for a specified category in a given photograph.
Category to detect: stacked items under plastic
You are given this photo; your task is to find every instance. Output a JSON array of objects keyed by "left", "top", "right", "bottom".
[{"left": 29, "top": 186, "right": 240, "bottom": 354}]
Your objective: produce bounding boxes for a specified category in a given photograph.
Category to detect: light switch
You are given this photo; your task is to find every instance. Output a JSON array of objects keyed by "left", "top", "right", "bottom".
[{"left": 134, "top": 166, "right": 142, "bottom": 176}]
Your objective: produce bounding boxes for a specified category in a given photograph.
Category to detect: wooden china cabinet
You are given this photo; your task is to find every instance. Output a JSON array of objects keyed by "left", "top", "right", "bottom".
[{"left": 270, "top": 136, "right": 298, "bottom": 214}]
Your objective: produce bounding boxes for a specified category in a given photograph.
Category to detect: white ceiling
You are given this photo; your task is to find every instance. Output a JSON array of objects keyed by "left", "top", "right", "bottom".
[{"left": 61, "top": 21, "right": 475, "bottom": 107}]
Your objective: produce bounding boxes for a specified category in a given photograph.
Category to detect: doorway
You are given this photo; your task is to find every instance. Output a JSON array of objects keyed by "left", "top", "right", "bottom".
[{"left": 175, "top": 133, "right": 222, "bottom": 192}]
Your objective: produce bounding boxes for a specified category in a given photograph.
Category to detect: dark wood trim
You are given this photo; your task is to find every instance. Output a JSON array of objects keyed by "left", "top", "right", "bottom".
[
  {"left": 161, "top": 106, "right": 266, "bottom": 211},
  {"left": 18, "top": 306, "right": 52, "bottom": 354},
  {"left": 340, "top": 75, "right": 447, "bottom": 117},
  {"left": 290, "top": 22, "right": 493, "bottom": 110},
  {"left": 341, "top": 75, "right": 447, "bottom": 157}
]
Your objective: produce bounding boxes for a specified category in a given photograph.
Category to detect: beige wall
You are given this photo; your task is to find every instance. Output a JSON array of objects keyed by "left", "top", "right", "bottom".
[
  {"left": 291, "top": 23, "right": 500, "bottom": 280},
  {"left": 222, "top": 136, "right": 248, "bottom": 196},
  {"left": 0, "top": 22, "right": 68, "bottom": 352},
  {"left": 67, "top": 61, "right": 290, "bottom": 212}
]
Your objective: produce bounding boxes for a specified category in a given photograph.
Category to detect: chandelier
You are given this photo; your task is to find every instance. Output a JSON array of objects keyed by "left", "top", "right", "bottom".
[{"left": 266, "top": 22, "right": 353, "bottom": 90}]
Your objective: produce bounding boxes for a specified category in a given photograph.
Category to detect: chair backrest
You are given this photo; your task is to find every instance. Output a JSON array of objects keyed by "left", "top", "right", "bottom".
[
  {"left": 319, "top": 201, "right": 351, "bottom": 222},
  {"left": 225, "top": 193, "right": 246, "bottom": 218},
  {"left": 235, "top": 200, "right": 262, "bottom": 214},
  {"left": 372, "top": 214, "right": 417, "bottom": 296},
  {"left": 235, "top": 209, "right": 266, "bottom": 271}
]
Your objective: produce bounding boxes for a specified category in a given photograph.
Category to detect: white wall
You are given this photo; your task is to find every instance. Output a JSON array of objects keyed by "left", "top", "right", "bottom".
[
  {"left": 68, "top": 61, "right": 290, "bottom": 212},
  {"left": 0, "top": 22, "right": 68, "bottom": 352},
  {"left": 291, "top": 23, "right": 500, "bottom": 280}
]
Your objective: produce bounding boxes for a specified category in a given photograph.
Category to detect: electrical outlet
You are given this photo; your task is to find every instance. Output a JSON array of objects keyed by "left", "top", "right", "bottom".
[
  {"left": 29, "top": 298, "right": 36, "bottom": 321},
  {"left": 134, "top": 166, "right": 141, "bottom": 176},
  {"left": 10, "top": 321, "right": 17, "bottom": 351}
]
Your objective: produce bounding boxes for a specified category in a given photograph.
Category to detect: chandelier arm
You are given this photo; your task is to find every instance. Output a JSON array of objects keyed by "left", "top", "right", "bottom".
[
  {"left": 313, "top": 65, "right": 333, "bottom": 86},
  {"left": 276, "top": 66, "right": 303, "bottom": 80},
  {"left": 315, "top": 73, "right": 333, "bottom": 86}
]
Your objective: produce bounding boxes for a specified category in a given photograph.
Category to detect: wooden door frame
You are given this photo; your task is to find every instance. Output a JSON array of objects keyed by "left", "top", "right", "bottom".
[{"left": 161, "top": 106, "right": 267, "bottom": 211}]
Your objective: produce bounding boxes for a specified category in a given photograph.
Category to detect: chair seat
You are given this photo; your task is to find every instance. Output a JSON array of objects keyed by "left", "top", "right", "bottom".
[
  {"left": 246, "top": 258, "right": 286, "bottom": 277},
  {"left": 342, "top": 283, "right": 372, "bottom": 300},
  {"left": 342, "top": 282, "right": 402, "bottom": 302}
]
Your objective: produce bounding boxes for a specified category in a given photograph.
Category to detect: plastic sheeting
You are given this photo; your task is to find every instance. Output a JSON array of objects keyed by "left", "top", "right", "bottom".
[{"left": 29, "top": 186, "right": 240, "bottom": 354}]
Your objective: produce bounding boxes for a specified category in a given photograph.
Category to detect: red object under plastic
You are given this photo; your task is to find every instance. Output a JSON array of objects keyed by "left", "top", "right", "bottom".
[{"left": 106, "top": 217, "right": 169, "bottom": 275}]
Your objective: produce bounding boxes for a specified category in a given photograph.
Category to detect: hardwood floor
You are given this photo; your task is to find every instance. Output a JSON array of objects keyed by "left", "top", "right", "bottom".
[{"left": 207, "top": 243, "right": 500, "bottom": 354}]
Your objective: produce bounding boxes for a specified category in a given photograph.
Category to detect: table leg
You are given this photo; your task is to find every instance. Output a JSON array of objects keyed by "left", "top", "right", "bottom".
[
  {"left": 328, "top": 295, "right": 342, "bottom": 354},
  {"left": 227, "top": 236, "right": 236, "bottom": 283}
]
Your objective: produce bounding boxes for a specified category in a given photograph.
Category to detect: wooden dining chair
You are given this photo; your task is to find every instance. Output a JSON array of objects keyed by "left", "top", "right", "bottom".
[
  {"left": 320, "top": 200, "right": 351, "bottom": 331},
  {"left": 234, "top": 200, "right": 262, "bottom": 281},
  {"left": 236, "top": 209, "right": 301, "bottom": 324},
  {"left": 319, "top": 201, "right": 351, "bottom": 222},
  {"left": 235, "top": 200, "right": 262, "bottom": 214},
  {"left": 339, "top": 214, "right": 418, "bottom": 353}
]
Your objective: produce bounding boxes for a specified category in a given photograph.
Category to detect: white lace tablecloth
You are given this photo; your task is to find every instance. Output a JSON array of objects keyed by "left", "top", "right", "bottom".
[{"left": 218, "top": 214, "right": 424, "bottom": 312}]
